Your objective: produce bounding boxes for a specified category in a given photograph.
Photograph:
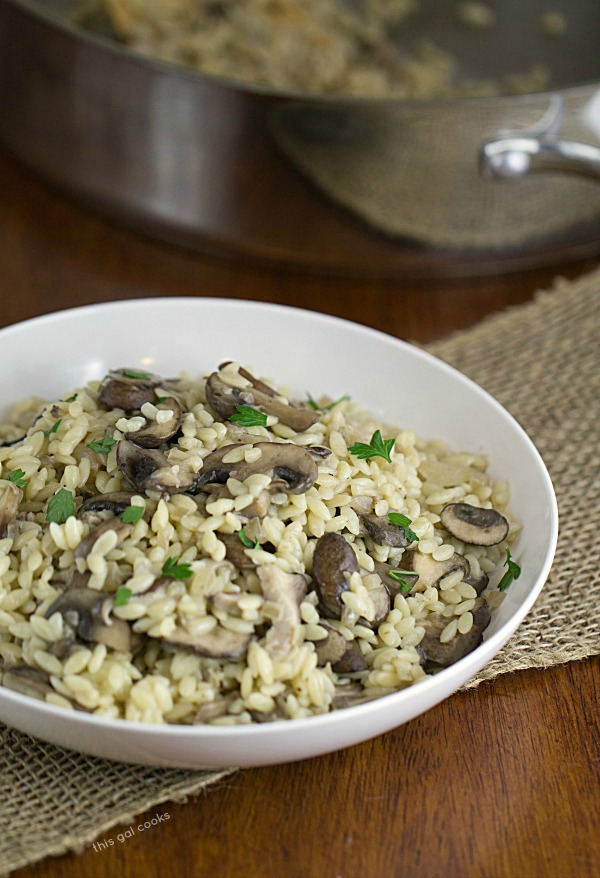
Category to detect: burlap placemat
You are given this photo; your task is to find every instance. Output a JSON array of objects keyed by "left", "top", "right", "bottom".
[
  {"left": 1, "top": 268, "right": 599, "bottom": 875},
  {"left": 272, "top": 92, "right": 600, "bottom": 248}
]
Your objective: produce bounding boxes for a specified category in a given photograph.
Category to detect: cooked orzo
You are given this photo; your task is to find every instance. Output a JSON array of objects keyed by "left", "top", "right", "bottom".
[{"left": 0, "top": 361, "right": 520, "bottom": 724}]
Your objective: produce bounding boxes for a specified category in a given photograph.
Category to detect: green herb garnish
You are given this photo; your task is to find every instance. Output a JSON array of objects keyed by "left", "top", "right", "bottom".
[
  {"left": 238, "top": 528, "right": 259, "bottom": 549},
  {"left": 162, "top": 555, "right": 193, "bottom": 580},
  {"left": 306, "top": 392, "right": 350, "bottom": 412},
  {"left": 348, "top": 430, "right": 395, "bottom": 464},
  {"left": 60, "top": 393, "right": 78, "bottom": 403},
  {"left": 43, "top": 419, "right": 62, "bottom": 437},
  {"left": 86, "top": 437, "right": 118, "bottom": 455},
  {"left": 120, "top": 504, "right": 145, "bottom": 524},
  {"left": 155, "top": 396, "right": 168, "bottom": 404},
  {"left": 387, "top": 512, "right": 420, "bottom": 544},
  {"left": 45, "top": 488, "right": 75, "bottom": 523},
  {"left": 122, "top": 369, "right": 152, "bottom": 380},
  {"left": 6, "top": 469, "right": 27, "bottom": 489},
  {"left": 229, "top": 406, "right": 268, "bottom": 428},
  {"left": 113, "top": 586, "right": 132, "bottom": 607},
  {"left": 498, "top": 546, "right": 521, "bottom": 592},
  {"left": 388, "top": 569, "right": 418, "bottom": 593}
]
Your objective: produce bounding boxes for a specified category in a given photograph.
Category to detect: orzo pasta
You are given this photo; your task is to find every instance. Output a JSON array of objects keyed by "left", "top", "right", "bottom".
[{"left": 0, "top": 361, "right": 520, "bottom": 724}]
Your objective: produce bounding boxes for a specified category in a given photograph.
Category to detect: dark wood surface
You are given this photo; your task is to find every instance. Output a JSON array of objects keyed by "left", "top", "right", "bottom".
[{"left": 2, "top": 149, "right": 599, "bottom": 878}]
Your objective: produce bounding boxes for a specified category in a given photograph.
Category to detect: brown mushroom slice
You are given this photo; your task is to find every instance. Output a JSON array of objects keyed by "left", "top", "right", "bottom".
[
  {"left": 127, "top": 396, "right": 183, "bottom": 448},
  {"left": 315, "top": 625, "right": 347, "bottom": 667},
  {"left": 333, "top": 640, "right": 368, "bottom": 674},
  {"left": 74, "top": 517, "right": 134, "bottom": 559},
  {"left": 193, "top": 693, "right": 238, "bottom": 724},
  {"left": 195, "top": 442, "right": 318, "bottom": 495},
  {"left": 418, "top": 599, "right": 492, "bottom": 668},
  {"left": 98, "top": 368, "right": 162, "bottom": 411},
  {"left": 2, "top": 665, "right": 55, "bottom": 701},
  {"left": 161, "top": 625, "right": 251, "bottom": 659},
  {"left": 332, "top": 682, "right": 378, "bottom": 710},
  {"left": 78, "top": 491, "right": 138, "bottom": 517},
  {"left": 257, "top": 565, "right": 302, "bottom": 660},
  {"left": 0, "top": 482, "right": 22, "bottom": 538},
  {"left": 362, "top": 576, "right": 390, "bottom": 627},
  {"left": 307, "top": 445, "right": 332, "bottom": 461},
  {"left": 440, "top": 502, "right": 509, "bottom": 546},
  {"left": 465, "top": 572, "right": 490, "bottom": 596},
  {"left": 219, "top": 533, "right": 258, "bottom": 569},
  {"left": 373, "top": 560, "right": 419, "bottom": 598},
  {"left": 401, "top": 548, "right": 471, "bottom": 589},
  {"left": 311, "top": 532, "right": 359, "bottom": 619},
  {"left": 45, "top": 587, "right": 137, "bottom": 653},
  {"left": 206, "top": 370, "right": 320, "bottom": 432},
  {"left": 116, "top": 439, "right": 196, "bottom": 494},
  {"left": 359, "top": 512, "right": 410, "bottom": 548}
]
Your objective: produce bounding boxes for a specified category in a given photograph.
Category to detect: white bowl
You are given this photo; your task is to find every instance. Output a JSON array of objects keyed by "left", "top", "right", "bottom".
[{"left": 0, "top": 299, "right": 557, "bottom": 768}]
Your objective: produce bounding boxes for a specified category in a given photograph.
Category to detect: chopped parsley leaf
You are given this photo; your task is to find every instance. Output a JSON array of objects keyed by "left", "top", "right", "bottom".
[
  {"left": 306, "top": 392, "right": 350, "bottom": 412},
  {"left": 113, "top": 586, "right": 132, "bottom": 607},
  {"left": 238, "top": 528, "right": 260, "bottom": 549},
  {"left": 6, "top": 469, "right": 27, "bottom": 489},
  {"left": 122, "top": 369, "right": 152, "bottom": 380},
  {"left": 60, "top": 394, "right": 78, "bottom": 403},
  {"left": 120, "top": 504, "right": 145, "bottom": 524},
  {"left": 388, "top": 569, "right": 418, "bottom": 593},
  {"left": 162, "top": 555, "right": 193, "bottom": 580},
  {"left": 498, "top": 546, "right": 521, "bottom": 592},
  {"left": 348, "top": 430, "right": 395, "bottom": 464},
  {"left": 229, "top": 406, "right": 268, "bottom": 428},
  {"left": 86, "top": 437, "right": 117, "bottom": 455},
  {"left": 43, "top": 419, "right": 62, "bottom": 437},
  {"left": 387, "top": 512, "right": 420, "bottom": 544},
  {"left": 45, "top": 488, "right": 75, "bottom": 523}
]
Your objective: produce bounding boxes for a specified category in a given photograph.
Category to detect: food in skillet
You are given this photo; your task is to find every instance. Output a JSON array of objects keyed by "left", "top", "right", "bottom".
[
  {"left": 90, "top": 0, "right": 553, "bottom": 98},
  {"left": 0, "top": 361, "right": 520, "bottom": 723}
]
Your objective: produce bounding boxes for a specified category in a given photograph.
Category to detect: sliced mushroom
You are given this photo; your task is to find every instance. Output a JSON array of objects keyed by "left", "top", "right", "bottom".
[
  {"left": 98, "top": 368, "right": 162, "bottom": 411},
  {"left": 45, "top": 587, "right": 138, "bottom": 653},
  {"left": 257, "top": 565, "right": 302, "bottom": 660},
  {"left": 418, "top": 598, "right": 492, "bottom": 668},
  {"left": 373, "top": 560, "right": 419, "bottom": 598},
  {"left": 440, "top": 503, "right": 509, "bottom": 546},
  {"left": 362, "top": 575, "right": 390, "bottom": 627},
  {"left": 311, "top": 532, "right": 359, "bottom": 619},
  {"left": 2, "top": 665, "right": 55, "bottom": 701},
  {"left": 74, "top": 517, "right": 133, "bottom": 559},
  {"left": 0, "top": 482, "right": 22, "bottom": 538},
  {"left": 206, "top": 369, "right": 320, "bottom": 432},
  {"left": 193, "top": 694, "right": 238, "bottom": 723},
  {"left": 359, "top": 512, "right": 410, "bottom": 548},
  {"left": 401, "top": 548, "right": 471, "bottom": 589},
  {"left": 131, "top": 578, "right": 251, "bottom": 658},
  {"left": 161, "top": 625, "right": 251, "bottom": 659},
  {"left": 116, "top": 439, "right": 197, "bottom": 494},
  {"left": 219, "top": 533, "right": 258, "bottom": 569},
  {"left": 333, "top": 640, "right": 368, "bottom": 674},
  {"left": 332, "top": 681, "right": 377, "bottom": 710},
  {"left": 307, "top": 445, "right": 332, "bottom": 461},
  {"left": 78, "top": 491, "right": 138, "bottom": 517},
  {"left": 314, "top": 625, "right": 347, "bottom": 666},
  {"left": 195, "top": 442, "right": 318, "bottom": 495},
  {"left": 127, "top": 396, "right": 183, "bottom": 448}
]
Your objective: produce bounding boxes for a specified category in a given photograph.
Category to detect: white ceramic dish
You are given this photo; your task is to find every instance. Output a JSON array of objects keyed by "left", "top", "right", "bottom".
[{"left": 0, "top": 298, "right": 558, "bottom": 768}]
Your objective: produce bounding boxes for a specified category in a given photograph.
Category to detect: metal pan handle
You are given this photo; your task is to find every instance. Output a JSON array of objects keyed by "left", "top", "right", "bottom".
[{"left": 480, "top": 134, "right": 600, "bottom": 180}]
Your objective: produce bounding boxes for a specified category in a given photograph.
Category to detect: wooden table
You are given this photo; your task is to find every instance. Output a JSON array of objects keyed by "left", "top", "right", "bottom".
[{"left": 2, "top": 149, "right": 599, "bottom": 878}]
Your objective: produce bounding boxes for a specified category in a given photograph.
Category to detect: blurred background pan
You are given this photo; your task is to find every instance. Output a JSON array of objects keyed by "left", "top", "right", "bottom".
[{"left": 0, "top": 0, "right": 599, "bottom": 277}]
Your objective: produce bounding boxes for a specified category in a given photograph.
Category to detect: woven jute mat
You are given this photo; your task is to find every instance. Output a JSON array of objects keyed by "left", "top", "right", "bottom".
[{"left": 1, "top": 268, "right": 599, "bottom": 875}]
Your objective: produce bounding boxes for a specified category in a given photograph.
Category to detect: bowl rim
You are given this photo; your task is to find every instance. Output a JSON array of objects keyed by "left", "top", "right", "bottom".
[{"left": 0, "top": 297, "right": 559, "bottom": 740}]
